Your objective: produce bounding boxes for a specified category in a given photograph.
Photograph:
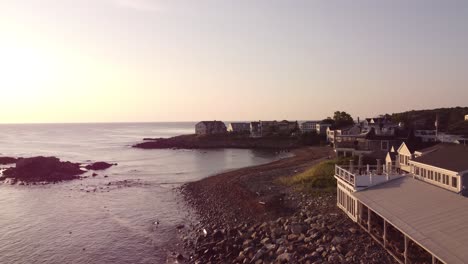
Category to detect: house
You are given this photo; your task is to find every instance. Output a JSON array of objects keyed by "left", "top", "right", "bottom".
[
  {"left": 410, "top": 144, "right": 468, "bottom": 194},
  {"left": 259, "top": 121, "right": 278, "bottom": 137},
  {"left": 300, "top": 121, "right": 319, "bottom": 133},
  {"left": 335, "top": 143, "right": 468, "bottom": 264},
  {"left": 327, "top": 125, "right": 361, "bottom": 145},
  {"left": 361, "top": 117, "right": 397, "bottom": 136},
  {"left": 395, "top": 142, "right": 439, "bottom": 173},
  {"left": 250, "top": 122, "right": 261, "bottom": 138},
  {"left": 316, "top": 122, "right": 332, "bottom": 135},
  {"left": 277, "top": 120, "right": 299, "bottom": 135},
  {"left": 227, "top": 122, "right": 251, "bottom": 134},
  {"left": 333, "top": 127, "right": 407, "bottom": 158},
  {"left": 465, "top": 114, "right": 468, "bottom": 121},
  {"left": 195, "top": 121, "right": 227, "bottom": 135}
]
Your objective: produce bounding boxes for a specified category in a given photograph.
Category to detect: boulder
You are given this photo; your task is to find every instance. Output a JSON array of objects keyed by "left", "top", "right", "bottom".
[{"left": 85, "top": 162, "right": 115, "bottom": 171}]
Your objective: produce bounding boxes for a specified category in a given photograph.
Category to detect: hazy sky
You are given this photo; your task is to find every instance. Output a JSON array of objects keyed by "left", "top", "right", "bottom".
[{"left": 1, "top": 0, "right": 467, "bottom": 123}]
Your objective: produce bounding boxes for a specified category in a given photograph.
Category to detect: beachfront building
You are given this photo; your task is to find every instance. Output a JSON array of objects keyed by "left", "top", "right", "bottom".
[
  {"left": 250, "top": 122, "right": 261, "bottom": 138},
  {"left": 300, "top": 121, "right": 319, "bottom": 133},
  {"left": 410, "top": 144, "right": 468, "bottom": 194},
  {"left": 301, "top": 121, "right": 319, "bottom": 133},
  {"left": 259, "top": 121, "right": 278, "bottom": 137},
  {"left": 277, "top": 120, "right": 299, "bottom": 135},
  {"left": 335, "top": 143, "right": 468, "bottom": 264},
  {"left": 227, "top": 122, "right": 251, "bottom": 134},
  {"left": 195, "top": 121, "right": 227, "bottom": 135}
]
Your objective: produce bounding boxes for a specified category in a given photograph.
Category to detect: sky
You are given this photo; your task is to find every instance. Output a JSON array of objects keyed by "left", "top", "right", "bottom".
[{"left": 0, "top": 0, "right": 467, "bottom": 123}]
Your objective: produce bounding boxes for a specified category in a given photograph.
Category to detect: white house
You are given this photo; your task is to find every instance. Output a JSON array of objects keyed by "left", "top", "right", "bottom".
[{"left": 465, "top": 114, "right": 468, "bottom": 121}]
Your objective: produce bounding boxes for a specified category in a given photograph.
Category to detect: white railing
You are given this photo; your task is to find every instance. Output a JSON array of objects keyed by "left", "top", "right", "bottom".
[{"left": 335, "top": 164, "right": 406, "bottom": 191}]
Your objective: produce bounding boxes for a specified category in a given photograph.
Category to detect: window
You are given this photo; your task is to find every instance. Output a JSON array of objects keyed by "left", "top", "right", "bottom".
[
  {"left": 452, "top": 177, "right": 458, "bottom": 188},
  {"left": 381, "top": 141, "right": 389, "bottom": 151}
]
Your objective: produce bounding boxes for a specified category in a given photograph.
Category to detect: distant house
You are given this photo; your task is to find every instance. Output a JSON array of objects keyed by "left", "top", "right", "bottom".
[
  {"left": 259, "top": 121, "right": 278, "bottom": 137},
  {"left": 300, "top": 121, "right": 319, "bottom": 133},
  {"left": 277, "top": 120, "right": 299, "bottom": 135},
  {"left": 250, "top": 122, "right": 261, "bottom": 138},
  {"left": 361, "top": 117, "right": 397, "bottom": 136},
  {"left": 327, "top": 125, "right": 361, "bottom": 145},
  {"left": 465, "top": 114, "right": 468, "bottom": 121},
  {"left": 316, "top": 122, "right": 332, "bottom": 135},
  {"left": 227, "top": 122, "right": 251, "bottom": 134},
  {"left": 195, "top": 121, "right": 227, "bottom": 135}
]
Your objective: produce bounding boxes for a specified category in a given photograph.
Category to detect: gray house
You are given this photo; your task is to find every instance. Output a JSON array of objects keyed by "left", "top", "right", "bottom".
[{"left": 195, "top": 121, "right": 227, "bottom": 135}]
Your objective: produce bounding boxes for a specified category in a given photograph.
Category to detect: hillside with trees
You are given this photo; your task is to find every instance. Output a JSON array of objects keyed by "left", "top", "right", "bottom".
[{"left": 387, "top": 107, "right": 468, "bottom": 135}]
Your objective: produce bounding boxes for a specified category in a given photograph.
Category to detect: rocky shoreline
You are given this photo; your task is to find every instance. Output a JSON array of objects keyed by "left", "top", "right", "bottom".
[
  {"left": 133, "top": 134, "right": 305, "bottom": 150},
  {"left": 177, "top": 147, "right": 397, "bottom": 263}
]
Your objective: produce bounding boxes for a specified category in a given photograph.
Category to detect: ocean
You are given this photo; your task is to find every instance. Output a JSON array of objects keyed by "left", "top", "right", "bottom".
[{"left": 0, "top": 122, "right": 286, "bottom": 264}]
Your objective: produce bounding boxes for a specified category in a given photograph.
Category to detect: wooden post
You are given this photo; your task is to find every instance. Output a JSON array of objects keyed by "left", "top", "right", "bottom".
[
  {"left": 383, "top": 220, "right": 387, "bottom": 248},
  {"left": 368, "top": 209, "right": 371, "bottom": 232},
  {"left": 404, "top": 235, "right": 408, "bottom": 264}
]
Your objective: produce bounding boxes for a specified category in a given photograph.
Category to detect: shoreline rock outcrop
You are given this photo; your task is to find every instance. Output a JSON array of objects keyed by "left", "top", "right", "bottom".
[{"left": 3, "top": 156, "right": 85, "bottom": 183}]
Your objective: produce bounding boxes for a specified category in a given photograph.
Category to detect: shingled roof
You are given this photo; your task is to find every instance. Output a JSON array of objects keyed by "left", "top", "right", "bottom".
[{"left": 411, "top": 144, "right": 468, "bottom": 173}]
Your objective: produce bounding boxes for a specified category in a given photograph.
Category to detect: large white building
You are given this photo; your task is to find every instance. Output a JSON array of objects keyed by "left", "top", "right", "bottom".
[{"left": 335, "top": 143, "right": 468, "bottom": 264}]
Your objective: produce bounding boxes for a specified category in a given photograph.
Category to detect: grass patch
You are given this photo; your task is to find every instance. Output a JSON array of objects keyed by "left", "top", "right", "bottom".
[{"left": 279, "top": 158, "right": 351, "bottom": 192}]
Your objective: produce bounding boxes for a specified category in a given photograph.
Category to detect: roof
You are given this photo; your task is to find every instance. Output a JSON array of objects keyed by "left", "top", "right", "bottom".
[
  {"left": 412, "top": 144, "right": 468, "bottom": 172},
  {"left": 386, "top": 152, "right": 397, "bottom": 160},
  {"left": 354, "top": 177, "right": 468, "bottom": 264}
]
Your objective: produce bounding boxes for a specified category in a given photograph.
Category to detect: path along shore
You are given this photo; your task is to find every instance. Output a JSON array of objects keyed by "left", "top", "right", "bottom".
[{"left": 178, "top": 147, "right": 397, "bottom": 263}]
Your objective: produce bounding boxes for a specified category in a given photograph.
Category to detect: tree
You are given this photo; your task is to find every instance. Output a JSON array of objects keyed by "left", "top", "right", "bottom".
[{"left": 333, "top": 111, "right": 354, "bottom": 128}]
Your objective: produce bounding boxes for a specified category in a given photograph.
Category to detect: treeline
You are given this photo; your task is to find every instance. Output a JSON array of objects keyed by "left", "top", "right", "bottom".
[{"left": 387, "top": 106, "right": 468, "bottom": 135}]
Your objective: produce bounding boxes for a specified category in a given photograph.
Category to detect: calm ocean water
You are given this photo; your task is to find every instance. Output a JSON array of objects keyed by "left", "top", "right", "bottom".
[{"left": 0, "top": 123, "right": 286, "bottom": 264}]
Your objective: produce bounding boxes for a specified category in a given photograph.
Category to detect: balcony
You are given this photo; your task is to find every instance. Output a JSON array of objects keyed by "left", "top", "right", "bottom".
[{"left": 335, "top": 164, "right": 406, "bottom": 191}]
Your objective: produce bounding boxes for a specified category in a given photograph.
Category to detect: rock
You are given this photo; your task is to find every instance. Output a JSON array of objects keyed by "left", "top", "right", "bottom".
[
  {"left": 349, "top": 227, "right": 358, "bottom": 234},
  {"left": 176, "top": 224, "right": 185, "bottom": 229},
  {"left": 290, "top": 223, "right": 305, "bottom": 234},
  {"left": 176, "top": 253, "right": 184, "bottom": 261},
  {"left": 331, "top": 236, "right": 343, "bottom": 245},
  {"left": 92, "top": 173, "right": 98, "bottom": 177},
  {"left": 3, "top": 156, "right": 85, "bottom": 182},
  {"left": 250, "top": 249, "right": 264, "bottom": 263},
  {"left": 85, "top": 162, "right": 115, "bottom": 171},
  {"left": 276, "top": 253, "right": 291, "bottom": 263},
  {"left": 0, "top": 157, "right": 18, "bottom": 165}
]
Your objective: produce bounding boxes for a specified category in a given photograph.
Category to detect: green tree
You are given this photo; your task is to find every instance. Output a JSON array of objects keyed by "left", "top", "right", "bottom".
[{"left": 333, "top": 111, "right": 354, "bottom": 128}]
